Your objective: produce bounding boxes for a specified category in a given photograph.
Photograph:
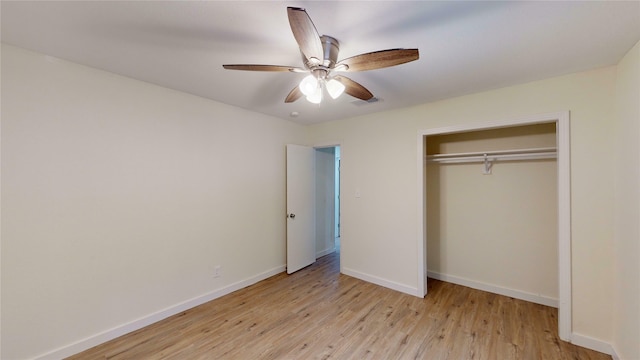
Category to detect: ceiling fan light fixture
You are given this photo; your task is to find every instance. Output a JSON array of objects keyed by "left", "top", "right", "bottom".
[
  {"left": 326, "top": 78, "right": 345, "bottom": 99},
  {"left": 299, "top": 75, "right": 318, "bottom": 96},
  {"left": 223, "top": 8, "right": 420, "bottom": 105},
  {"left": 306, "top": 84, "right": 323, "bottom": 104}
]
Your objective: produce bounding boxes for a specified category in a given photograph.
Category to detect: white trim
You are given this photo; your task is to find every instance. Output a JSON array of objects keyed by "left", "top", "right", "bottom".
[
  {"left": 0, "top": 99, "right": 3, "bottom": 360},
  {"left": 556, "top": 111, "right": 572, "bottom": 341},
  {"left": 312, "top": 142, "right": 341, "bottom": 149},
  {"left": 316, "top": 247, "right": 336, "bottom": 258},
  {"left": 417, "top": 132, "right": 427, "bottom": 296},
  {"left": 427, "top": 271, "right": 558, "bottom": 308},
  {"left": 571, "top": 333, "right": 616, "bottom": 357},
  {"left": 418, "top": 111, "right": 567, "bottom": 136},
  {"left": 610, "top": 344, "right": 621, "bottom": 360},
  {"left": 417, "top": 111, "right": 572, "bottom": 341},
  {"left": 342, "top": 267, "right": 420, "bottom": 297},
  {"left": 33, "top": 265, "right": 286, "bottom": 360}
]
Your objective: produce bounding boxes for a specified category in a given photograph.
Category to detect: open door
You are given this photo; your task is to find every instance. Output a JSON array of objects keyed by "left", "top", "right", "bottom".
[{"left": 286, "top": 144, "right": 316, "bottom": 274}]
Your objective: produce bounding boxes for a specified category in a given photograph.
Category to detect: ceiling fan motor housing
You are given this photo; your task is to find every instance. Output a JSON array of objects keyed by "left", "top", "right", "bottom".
[
  {"left": 303, "top": 35, "right": 340, "bottom": 71},
  {"left": 321, "top": 35, "right": 340, "bottom": 68}
]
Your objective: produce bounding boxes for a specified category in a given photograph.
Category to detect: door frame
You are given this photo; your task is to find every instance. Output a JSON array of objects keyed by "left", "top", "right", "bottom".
[
  {"left": 314, "top": 142, "right": 342, "bottom": 273},
  {"left": 416, "top": 111, "right": 571, "bottom": 341}
]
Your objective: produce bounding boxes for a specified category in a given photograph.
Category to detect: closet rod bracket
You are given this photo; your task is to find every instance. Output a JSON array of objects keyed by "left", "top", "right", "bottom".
[{"left": 483, "top": 154, "right": 493, "bottom": 175}]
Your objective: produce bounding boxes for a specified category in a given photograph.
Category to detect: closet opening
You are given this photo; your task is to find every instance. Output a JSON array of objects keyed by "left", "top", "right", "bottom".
[
  {"left": 417, "top": 112, "right": 571, "bottom": 341},
  {"left": 427, "top": 122, "right": 558, "bottom": 305}
]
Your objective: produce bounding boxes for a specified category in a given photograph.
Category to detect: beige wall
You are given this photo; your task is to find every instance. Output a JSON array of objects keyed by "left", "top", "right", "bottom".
[
  {"left": 426, "top": 125, "right": 558, "bottom": 302},
  {"left": 3, "top": 38, "right": 637, "bottom": 359},
  {"left": 309, "top": 66, "right": 617, "bottom": 344},
  {"left": 613, "top": 40, "right": 640, "bottom": 360},
  {"left": 0, "top": 45, "right": 305, "bottom": 359}
]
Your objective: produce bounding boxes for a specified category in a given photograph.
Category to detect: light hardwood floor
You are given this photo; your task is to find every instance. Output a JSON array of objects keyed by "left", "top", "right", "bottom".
[{"left": 68, "top": 252, "right": 611, "bottom": 359}]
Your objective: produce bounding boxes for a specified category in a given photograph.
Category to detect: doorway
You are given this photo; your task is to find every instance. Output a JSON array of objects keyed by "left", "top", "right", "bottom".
[
  {"left": 314, "top": 146, "right": 341, "bottom": 265},
  {"left": 426, "top": 123, "right": 558, "bottom": 308},
  {"left": 417, "top": 111, "right": 571, "bottom": 341},
  {"left": 335, "top": 147, "right": 341, "bottom": 250}
]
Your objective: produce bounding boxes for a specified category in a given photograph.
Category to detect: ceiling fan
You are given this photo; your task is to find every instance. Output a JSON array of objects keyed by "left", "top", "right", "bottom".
[{"left": 223, "top": 7, "right": 419, "bottom": 104}]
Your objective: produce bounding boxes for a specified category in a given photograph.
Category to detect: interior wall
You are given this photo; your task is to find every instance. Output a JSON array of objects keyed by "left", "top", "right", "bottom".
[
  {"left": 3, "top": 38, "right": 635, "bottom": 358},
  {"left": 426, "top": 124, "right": 558, "bottom": 302},
  {"left": 0, "top": 44, "right": 306, "bottom": 360},
  {"left": 308, "top": 65, "right": 616, "bottom": 345},
  {"left": 612, "top": 40, "right": 640, "bottom": 360},
  {"left": 315, "top": 147, "right": 336, "bottom": 256}
]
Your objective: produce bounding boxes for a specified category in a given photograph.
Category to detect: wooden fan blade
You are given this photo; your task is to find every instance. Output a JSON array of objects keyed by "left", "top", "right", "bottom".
[
  {"left": 285, "top": 86, "right": 303, "bottom": 103},
  {"left": 336, "top": 49, "right": 419, "bottom": 72},
  {"left": 223, "top": 64, "right": 305, "bottom": 72},
  {"left": 287, "top": 7, "right": 324, "bottom": 63},
  {"left": 334, "top": 75, "right": 374, "bottom": 101}
]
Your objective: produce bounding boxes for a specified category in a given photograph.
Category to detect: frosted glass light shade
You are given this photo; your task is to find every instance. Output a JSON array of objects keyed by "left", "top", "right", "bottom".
[
  {"left": 306, "top": 86, "right": 322, "bottom": 104},
  {"left": 299, "top": 75, "right": 318, "bottom": 96},
  {"left": 326, "top": 78, "right": 345, "bottom": 99}
]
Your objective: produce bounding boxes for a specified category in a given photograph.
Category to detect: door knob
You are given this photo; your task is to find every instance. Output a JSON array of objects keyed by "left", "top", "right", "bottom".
[{"left": 288, "top": 213, "right": 296, "bottom": 219}]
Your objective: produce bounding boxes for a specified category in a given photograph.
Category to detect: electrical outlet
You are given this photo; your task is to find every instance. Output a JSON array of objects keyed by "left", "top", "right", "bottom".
[{"left": 213, "top": 265, "right": 221, "bottom": 278}]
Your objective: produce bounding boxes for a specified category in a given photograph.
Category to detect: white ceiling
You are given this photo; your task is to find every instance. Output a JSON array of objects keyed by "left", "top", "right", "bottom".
[{"left": 2, "top": 1, "right": 639, "bottom": 125}]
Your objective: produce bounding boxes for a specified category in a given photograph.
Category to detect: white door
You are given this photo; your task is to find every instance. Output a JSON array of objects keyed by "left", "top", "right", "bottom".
[{"left": 286, "top": 144, "right": 316, "bottom": 274}]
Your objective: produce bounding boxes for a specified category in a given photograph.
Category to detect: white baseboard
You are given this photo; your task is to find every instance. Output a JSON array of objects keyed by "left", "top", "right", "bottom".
[
  {"left": 428, "top": 272, "right": 618, "bottom": 357},
  {"left": 571, "top": 333, "right": 617, "bottom": 357},
  {"left": 342, "top": 267, "right": 420, "bottom": 297},
  {"left": 316, "top": 247, "right": 336, "bottom": 258},
  {"left": 610, "top": 345, "right": 621, "bottom": 360},
  {"left": 33, "top": 265, "right": 286, "bottom": 360},
  {"left": 427, "top": 271, "right": 559, "bottom": 308}
]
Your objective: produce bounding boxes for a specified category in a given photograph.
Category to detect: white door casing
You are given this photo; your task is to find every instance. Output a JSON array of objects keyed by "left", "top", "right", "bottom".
[{"left": 417, "top": 111, "right": 571, "bottom": 341}]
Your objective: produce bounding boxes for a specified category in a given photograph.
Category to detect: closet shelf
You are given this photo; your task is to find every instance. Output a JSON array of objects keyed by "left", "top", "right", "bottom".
[{"left": 426, "top": 147, "right": 557, "bottom": 164}]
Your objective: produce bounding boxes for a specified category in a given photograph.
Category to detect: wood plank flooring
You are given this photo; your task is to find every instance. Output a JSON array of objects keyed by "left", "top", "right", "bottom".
[{"left": 68, "top": 252, "right": 611, "bottom": 359}]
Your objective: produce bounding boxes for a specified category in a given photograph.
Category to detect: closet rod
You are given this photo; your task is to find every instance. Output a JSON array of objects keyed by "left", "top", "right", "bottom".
[{"left": 426, "top": 147, "right": 556, "bottom": 164}]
